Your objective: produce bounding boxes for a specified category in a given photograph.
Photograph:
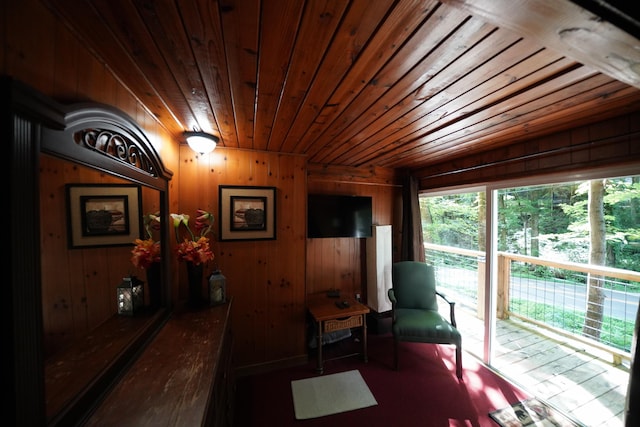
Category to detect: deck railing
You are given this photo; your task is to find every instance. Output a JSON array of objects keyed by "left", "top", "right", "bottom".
[{"left": 424, "top": 243, "right": 640, "bottom": 365}]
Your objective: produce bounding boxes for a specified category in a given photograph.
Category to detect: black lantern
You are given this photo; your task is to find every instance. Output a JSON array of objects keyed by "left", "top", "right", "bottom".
[
  {"left": 209, "top": 270, "right": 227, "bottom": 306},
  {"left": 117, "top": 276, "right": 144, "bottom": 315}
]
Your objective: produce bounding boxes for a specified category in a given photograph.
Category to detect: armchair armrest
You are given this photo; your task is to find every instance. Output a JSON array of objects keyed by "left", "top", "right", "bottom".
[
  {"left": 388, "top": 289, "right": 397, "bottom": 321},
  {"left": 436, "top": 290, "right": 457, "bottom": 327}
]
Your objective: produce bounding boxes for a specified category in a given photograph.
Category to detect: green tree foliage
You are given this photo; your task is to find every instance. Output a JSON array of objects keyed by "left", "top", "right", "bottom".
[
  {"left": 420, "top": 193, "right": 478, "bottom": 249},
  {"left": 420, "top": 176, "right": 640, "bottom": 272}
]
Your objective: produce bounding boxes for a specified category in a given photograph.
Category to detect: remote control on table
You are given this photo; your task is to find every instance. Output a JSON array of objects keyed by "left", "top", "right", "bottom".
[{"left": 335, "top": 300, "right": 350, "bottom": 309}]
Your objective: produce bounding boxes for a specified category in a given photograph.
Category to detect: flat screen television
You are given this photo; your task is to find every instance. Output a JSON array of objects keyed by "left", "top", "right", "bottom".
[{"left": 307, "top": 194, "right": 373, "bottom": 238}]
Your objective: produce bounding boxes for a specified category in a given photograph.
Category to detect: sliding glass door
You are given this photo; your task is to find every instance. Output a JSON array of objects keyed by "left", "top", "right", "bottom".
[{"left": 420, "top": 172, "right": 639, "bottom": 366}]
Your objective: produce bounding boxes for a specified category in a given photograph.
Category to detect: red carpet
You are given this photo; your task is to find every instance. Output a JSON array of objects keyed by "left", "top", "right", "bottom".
[{"left": 234, "top": 333, "right": 530, "bottom": 426}]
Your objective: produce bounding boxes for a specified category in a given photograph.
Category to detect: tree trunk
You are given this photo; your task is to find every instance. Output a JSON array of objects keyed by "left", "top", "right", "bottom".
[
  {"left": 583, "top": 179, "right": 606, "bottom": 340},
  {"left": 529, "top": 189, "right": 542, "bottom": 258},
  {"left": 478, "top": 192, "right": 486, "bottom": 250},
  {"left": 530, "top": 209, "right": 540, "bottom": 257},
  {"left": 498, "top": 193, "right": 507, "bottom": 251}
]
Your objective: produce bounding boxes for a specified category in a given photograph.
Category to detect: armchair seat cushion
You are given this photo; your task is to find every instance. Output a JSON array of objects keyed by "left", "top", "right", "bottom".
[{"left": 392, "top": 308, "right": 461, "bottom": 344}]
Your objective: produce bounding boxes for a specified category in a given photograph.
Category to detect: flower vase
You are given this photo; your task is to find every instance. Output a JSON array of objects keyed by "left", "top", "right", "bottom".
[
  {"left": 186, "top": 262, "right": 204, "bottom": 308},
  {"left": 146, "top": 262, "right": 162, "bottom": 309}
]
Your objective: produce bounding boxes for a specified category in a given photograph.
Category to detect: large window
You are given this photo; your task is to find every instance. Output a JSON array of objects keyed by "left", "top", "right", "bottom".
[{"left": 420, "top": 174, "right": 640, "bottom": 360}]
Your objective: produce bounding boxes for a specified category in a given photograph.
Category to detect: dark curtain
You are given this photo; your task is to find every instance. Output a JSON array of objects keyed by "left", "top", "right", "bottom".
[{"left": 400, "top": 173, "right": 424, "bottom": 262}]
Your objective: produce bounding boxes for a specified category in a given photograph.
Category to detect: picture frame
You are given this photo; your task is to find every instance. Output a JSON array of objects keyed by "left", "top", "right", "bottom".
[
  {"left": 66, "top": 184, "right": 142, "bottom": 248},
  {"left": 219, "top": 185, "right": 276, "bottom": 241}
]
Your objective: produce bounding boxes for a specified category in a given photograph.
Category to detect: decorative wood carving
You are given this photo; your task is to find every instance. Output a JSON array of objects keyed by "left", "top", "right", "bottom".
[{"left": 74, "top": 128, "right": 158, "bottom": 177}]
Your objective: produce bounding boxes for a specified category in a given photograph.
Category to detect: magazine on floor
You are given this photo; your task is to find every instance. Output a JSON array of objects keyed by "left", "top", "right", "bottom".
[{"left": 489, "top": 398, "right": 583, "bottom": 427}]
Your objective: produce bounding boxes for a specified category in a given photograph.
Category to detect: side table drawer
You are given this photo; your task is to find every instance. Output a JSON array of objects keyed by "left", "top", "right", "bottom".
[{"left": 324, "top": 315, "right": 363, "bottom": 333}]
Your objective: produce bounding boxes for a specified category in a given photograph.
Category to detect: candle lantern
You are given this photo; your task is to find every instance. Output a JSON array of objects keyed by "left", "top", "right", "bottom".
[
  {"left": 117, "top": 276, "right": 144, "bottom": 315},
  {"left": 209, "top": 270, "right": 227, "bottom": 306}
]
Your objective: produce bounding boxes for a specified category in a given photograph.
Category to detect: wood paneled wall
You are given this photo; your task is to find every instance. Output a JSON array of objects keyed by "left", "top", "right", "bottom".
[
  {"left": 175, "top": 151, "right": 403, "bottom": 369},
  {"left": 175, "top": 146, "right": 308, "bottom": 368},
  {"left": 306, "top": 164, "right": 403, "bottom": 301}
]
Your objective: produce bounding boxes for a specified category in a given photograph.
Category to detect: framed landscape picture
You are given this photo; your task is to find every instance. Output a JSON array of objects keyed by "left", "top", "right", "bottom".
[
  {"left": 66, "top": 183, "right": 142, "bottom": 248},
  {"left": 218, "top": 185, "right": 276, "bottom": 241}
]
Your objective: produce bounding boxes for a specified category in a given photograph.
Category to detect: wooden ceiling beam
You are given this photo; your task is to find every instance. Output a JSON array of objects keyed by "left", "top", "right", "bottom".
[{"left": 441, "top": 0, "right": 640, "bottom": 89}]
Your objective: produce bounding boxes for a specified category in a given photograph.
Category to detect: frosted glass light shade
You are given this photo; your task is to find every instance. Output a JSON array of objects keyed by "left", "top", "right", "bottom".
[{"left": 184, "top": 131, "right": 219, "bottom": 154}]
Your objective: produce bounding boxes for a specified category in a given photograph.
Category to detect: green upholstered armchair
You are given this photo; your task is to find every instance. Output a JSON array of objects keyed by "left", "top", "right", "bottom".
[{"left": 388, "top": 261, "right": 462, "bottom": 379}]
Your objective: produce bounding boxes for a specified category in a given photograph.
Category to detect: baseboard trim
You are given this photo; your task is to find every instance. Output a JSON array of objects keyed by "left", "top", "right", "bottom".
[{"left": 234, "top": 354, "right": 309, "bottom": 378}]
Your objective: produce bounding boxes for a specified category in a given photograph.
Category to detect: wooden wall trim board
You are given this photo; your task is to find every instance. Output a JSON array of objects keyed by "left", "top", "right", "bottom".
[
  {"left": 234, "top": 354, "right": 310, "bottom": 379},
  {"left": 307, "top": 163, "right": 403, "bottom": 187}
]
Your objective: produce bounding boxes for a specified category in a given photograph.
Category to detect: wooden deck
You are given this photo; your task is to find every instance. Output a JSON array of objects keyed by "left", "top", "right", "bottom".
[{"left": 456, "top": 307, "right": 630, "bottom": 427}]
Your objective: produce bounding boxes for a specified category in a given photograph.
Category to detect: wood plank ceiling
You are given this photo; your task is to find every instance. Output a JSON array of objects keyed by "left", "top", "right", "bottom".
[{"left": 41, "top": 0, "right": 640, "bottom": 175}]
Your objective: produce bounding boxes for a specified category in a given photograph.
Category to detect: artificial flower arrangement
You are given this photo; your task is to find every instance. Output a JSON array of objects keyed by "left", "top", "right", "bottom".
[
  {"left": 131, "top": 212, "right": 161, "bottom": 269},
  {"left": 171, "top": 209, "right": 215, "bottom": 266}
]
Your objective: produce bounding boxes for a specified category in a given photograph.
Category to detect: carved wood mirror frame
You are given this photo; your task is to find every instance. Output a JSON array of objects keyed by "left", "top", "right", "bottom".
[{"left": 4, "top": 76, "right": 173, "bottom": 426}]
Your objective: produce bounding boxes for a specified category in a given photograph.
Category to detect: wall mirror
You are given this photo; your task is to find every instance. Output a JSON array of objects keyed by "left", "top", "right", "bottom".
[{"left": 5, "top": 76, "right": 173, "bottom": 426}]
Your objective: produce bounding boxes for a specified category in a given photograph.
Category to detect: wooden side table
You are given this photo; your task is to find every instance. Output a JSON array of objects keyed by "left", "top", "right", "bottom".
[{"left": 307, "top": 295, "right": 370, "bottom": 374}]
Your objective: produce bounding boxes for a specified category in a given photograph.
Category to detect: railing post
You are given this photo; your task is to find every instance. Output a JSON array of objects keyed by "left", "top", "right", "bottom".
[
  {"left": 497, "top": 254, "right": 509, "bottom": 319},
  {"left": 477, "top": 255, "right": 485, "bottom": 320}
]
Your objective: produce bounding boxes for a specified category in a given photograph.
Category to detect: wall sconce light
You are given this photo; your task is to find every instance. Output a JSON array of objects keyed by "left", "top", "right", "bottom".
[{"left": 184, "top": 131, "right": 219, "bottom": 155}]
